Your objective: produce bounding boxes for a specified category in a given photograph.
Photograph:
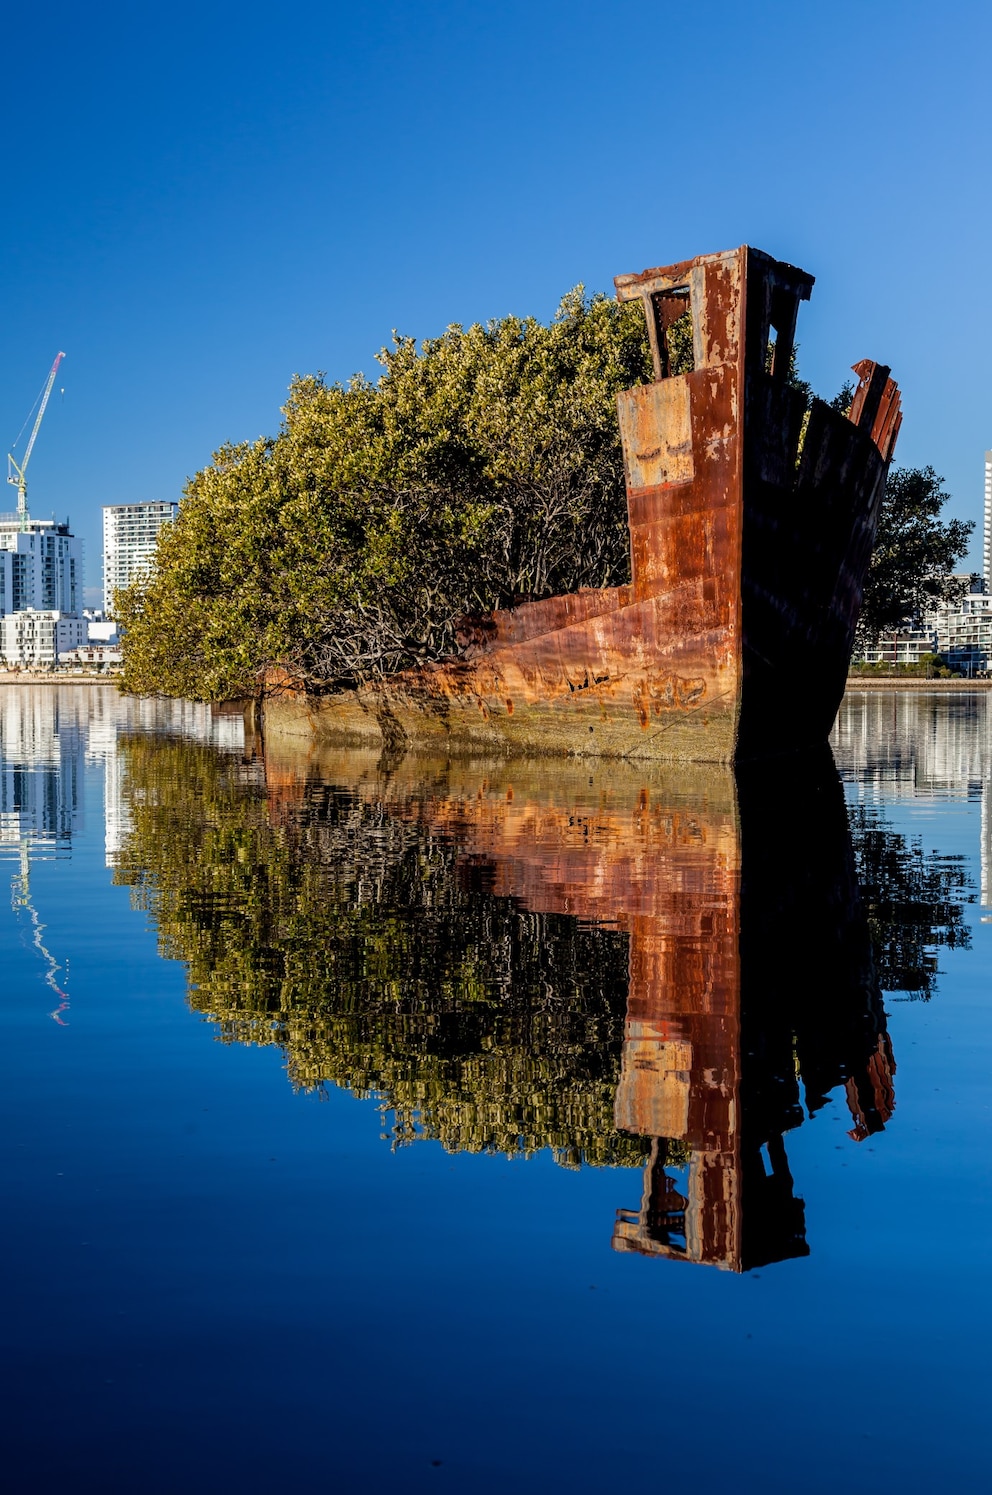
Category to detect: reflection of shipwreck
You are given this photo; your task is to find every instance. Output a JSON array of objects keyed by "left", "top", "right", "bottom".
[
  {"left": 265, "top": 246, "right": 901, "bottom": 762},
  {"left": 611, "top": 758, "right": 895, "bottom": 1271},
  {"left": 260, "top": 737, "right": 896, "bottom": 1272}
]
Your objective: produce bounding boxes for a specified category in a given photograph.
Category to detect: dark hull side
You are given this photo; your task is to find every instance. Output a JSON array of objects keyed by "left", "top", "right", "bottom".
[
  {"left": 738, "top": 376, "right": 897, "bottom": 758},
  {"left": 263, "top": 246, "right": 899, "bottom": 764}
]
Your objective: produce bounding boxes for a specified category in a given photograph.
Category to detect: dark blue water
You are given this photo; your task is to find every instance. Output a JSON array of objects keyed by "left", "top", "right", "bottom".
[{"left": 2, "top": 685, "right": 990, "bottom": 1492}]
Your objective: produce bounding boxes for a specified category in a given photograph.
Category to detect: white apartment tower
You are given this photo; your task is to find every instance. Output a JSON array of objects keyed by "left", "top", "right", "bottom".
[
  {"left": 102, "top": 502, "right": 177, "bottom": 615},
  {"left": 985, "top": 451, "right": 992, "bottom": 592},
  {"left": 0, "top": 516, "right": 82, "bottom": 618}
]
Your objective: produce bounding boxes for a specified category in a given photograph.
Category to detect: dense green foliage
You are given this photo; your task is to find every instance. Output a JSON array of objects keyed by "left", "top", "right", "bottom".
[
  {"left": 848, "top": 655, "right": 959, "bottom": 679},
  {"left": 117, "top": 291, "right": 652, "bottom": 699},
  {"left": 857, "top": 466, "right": 973, "bottom": 645}
]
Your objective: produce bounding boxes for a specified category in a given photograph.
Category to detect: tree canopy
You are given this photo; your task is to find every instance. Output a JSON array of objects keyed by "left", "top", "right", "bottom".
[
  {"left": 857, "top": 466, "right": 973, "bottom": 645},
  {"left": 117, "top": 290, "right": 652, "bottom": 699}
]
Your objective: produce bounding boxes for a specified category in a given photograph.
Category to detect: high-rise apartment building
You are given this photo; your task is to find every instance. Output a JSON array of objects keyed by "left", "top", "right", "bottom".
[
  {"left": 0, "top": 516, "right": 82, "bottom": 617},
  {"left": 102, "top": 502, "right": 177, "bottom": 614},
  {"left": 985, "top": 450, "right": 991, "bottom": 591}
]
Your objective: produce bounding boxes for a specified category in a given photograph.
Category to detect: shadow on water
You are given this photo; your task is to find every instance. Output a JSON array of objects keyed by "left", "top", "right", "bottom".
[{"left": 109, "top": 728, "right": 974, "bottom": 1273}]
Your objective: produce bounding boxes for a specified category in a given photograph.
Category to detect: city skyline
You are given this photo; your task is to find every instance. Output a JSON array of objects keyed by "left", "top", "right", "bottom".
[{"left": 2, "top": 3, "right": 990, "bottom": 587}]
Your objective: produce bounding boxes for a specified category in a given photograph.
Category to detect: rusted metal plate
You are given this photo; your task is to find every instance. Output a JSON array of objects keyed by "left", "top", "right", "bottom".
[{"left": 617, "top": 379, "right": 694, "bottom": 489}]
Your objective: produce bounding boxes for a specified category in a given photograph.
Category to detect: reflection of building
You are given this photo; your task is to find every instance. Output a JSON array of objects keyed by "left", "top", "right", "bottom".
[
  {"left": 0, "top": 688, "right": 83, "bottom": 856},
  {"left": 102, "top": 502, "right": 177, "bottom": 614},
  {"left": 0, "top": 685, "right": 244, "bottom": 868},
  {"left": 91, "top": 695, "right": 244, "bottom": 865},
  {"left": 834, "top": 689, "right": 992, "bottom": 912},
  {"left": 984, "top": 787, "right": 992, "bottom": 912},
  {"left": 0, "top": 687, "right": 244, "bottom": 1028},
  {"left": 834, "top": 689, "right": 989, "bottom": 794}
]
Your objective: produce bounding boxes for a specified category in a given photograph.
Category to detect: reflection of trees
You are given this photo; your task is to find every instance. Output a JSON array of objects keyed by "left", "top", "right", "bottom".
[
  {"left": 848, "top": 803, "right": 973, "bottom": 998},
  {"left": 112, "top": 730, "right": 976, "bottom": 1215},
  {"left": 113, "top": 736, "right": 652, "bottom": 1169}
]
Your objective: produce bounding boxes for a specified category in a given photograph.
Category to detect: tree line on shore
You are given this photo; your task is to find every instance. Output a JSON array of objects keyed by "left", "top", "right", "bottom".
[{"left": 116, "top": 292, "right": 972, "bottom": 700}]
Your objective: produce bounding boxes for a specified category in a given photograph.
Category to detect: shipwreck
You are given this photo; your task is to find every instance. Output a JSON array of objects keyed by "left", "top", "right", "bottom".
[{"left": 265, "top": 245, "right": 901, "bottom": 763}]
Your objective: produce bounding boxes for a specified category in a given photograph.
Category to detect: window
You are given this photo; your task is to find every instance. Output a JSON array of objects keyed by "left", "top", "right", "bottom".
[
  {"left": 766, "top": 284, "right": 799, "bottom": 381},
  {"left": 649, "top": 286, "right": 695, "bottom": 379}
]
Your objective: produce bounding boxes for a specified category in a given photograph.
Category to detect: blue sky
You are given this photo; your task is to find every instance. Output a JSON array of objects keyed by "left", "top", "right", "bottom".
[{"left": 2, "top": 0, "right": 989, "bottom": 602}]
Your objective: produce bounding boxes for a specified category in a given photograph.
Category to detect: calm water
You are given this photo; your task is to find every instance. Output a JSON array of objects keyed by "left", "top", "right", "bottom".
[{"left": 2, "top": 685, "right": 990, "bottom": 1492}]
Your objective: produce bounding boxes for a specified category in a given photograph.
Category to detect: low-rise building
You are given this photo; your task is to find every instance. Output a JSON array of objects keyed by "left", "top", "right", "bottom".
[
  {"left": 1, "top": 610, "right": 88, "bottom": 667},
  {"left": 928, "top": 575, "right": 992, "bottom": 676},
  {"left": 854, "top": 576, "right": 992, "bottom": 676},
  {"left": 855, "top": 628, "right": 940, "bottom": 668},
  {"left": 60, "top": 642, "right": 122, "bottom": 670}
]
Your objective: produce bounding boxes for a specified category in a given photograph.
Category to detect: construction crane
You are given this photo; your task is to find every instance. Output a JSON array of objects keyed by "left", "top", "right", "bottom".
[{"left": 7, "top": 351, "right": 66, "bottom": 532}]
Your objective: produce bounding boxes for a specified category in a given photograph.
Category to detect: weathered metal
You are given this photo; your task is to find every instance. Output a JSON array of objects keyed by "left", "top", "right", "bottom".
[{"left": 265, "top": 246, "right": 900, "bottom": 763}]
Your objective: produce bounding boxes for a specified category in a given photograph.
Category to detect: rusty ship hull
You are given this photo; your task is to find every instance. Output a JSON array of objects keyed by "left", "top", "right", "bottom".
[{"left": 264, "top": 246, "right": 901, "bottom": 764}]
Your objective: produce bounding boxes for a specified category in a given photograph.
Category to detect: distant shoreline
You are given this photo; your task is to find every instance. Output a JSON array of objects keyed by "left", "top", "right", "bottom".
[
  {"left": 844, "top": 678, "right": 992, "bottom": 689},
  {"left": 0, "top": 672, "right": 120, "bottom": 685}
]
